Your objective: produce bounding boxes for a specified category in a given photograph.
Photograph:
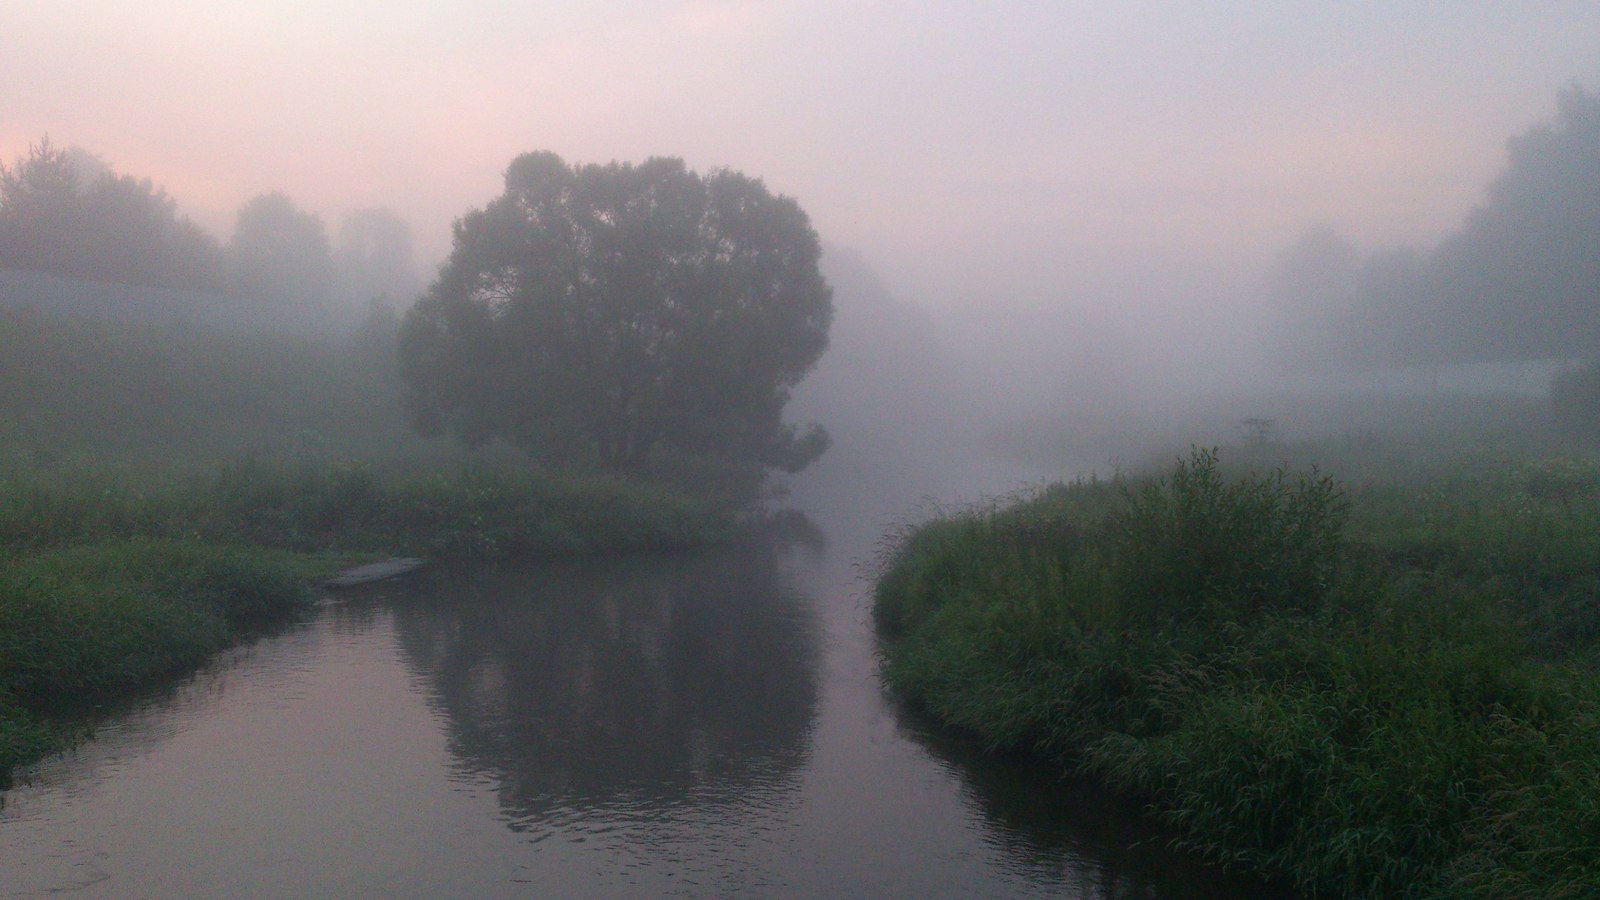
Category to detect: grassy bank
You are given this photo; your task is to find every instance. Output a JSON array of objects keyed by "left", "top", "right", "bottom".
[
  {"left": 0, "top": 458, "right": 736, "bottom": 788},
  {"left": 874, "top": 448, "right": 1600, "bottom": 897},
  {"left": 0, "top": 456, "right": 735, "bottom": 559},
  {"left": 0, "top": 539, "right": 314, "bottom": 786}
]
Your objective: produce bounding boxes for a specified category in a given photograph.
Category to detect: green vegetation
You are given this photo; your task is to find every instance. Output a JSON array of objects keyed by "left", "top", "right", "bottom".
[
  {"left": 1552, "top": 360, "right": 1600, "bottom": 443},
  {"left": 0, "top": 540, "right": 314, "bottom": 782},
  {"left": 0, "top": 458, "right": 732, "bottom": 560},
  {"left": 401, "top": 151, "right": 832, "bottom": 474},
  {"left": 0, "top": 303, "right": 741, "bottom": 789},
  {"left": 0, "top": 460, "right": 733, "bottom": 787},
  {"left": 874, "top": 447, "right": 1600, "bottom": 897}
]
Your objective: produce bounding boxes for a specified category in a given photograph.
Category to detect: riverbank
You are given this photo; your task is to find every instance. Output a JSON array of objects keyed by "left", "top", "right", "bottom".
[
  {"left": 873, "top": 448, "right": 1600, "bottom": 897},
  {"left": 0, "top": 458, "right": 736, "bottom": 788}
]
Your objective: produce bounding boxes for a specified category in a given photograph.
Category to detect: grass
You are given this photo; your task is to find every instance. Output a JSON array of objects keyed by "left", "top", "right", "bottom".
[
  {"left": 0, "top": 305, "right": 744, "bottom": 789},
  {"left": 0, "top": 456, "right": 735, "bottom": 559},
  {"left": 873, "top": 447, "right": 1600, "bottom": 897},
  {"left": 0, "top": 539, "right": 314, "bottom": 787},
  {"left": 0, "top": 457, "right": 737, "bottom": 788}
]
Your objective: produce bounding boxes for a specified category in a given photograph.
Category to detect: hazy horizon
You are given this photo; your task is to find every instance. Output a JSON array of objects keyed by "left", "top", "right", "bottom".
[
  {"left": 8, "top": 5, "right": 1598, "bottom": 290},
  {"left": 8, "top": 2, "right": 1600, "bottom": 430}
]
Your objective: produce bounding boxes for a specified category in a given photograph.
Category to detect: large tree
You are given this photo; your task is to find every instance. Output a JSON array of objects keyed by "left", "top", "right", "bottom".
[{"left": 400, "top": 152, "right": 833, "bottom": 473}]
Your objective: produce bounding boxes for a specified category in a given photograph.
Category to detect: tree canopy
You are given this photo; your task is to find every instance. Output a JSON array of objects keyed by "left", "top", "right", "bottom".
[
  {"left": 1430, "top": 85, "right": 1600, "bottom": 362},
  {"left": 1269, "top": 85, "right": 1600, "bottom": 369},
  {"left": 0, "top": 137, "right": 224, "bottom": 291},
  {"left": 399, "top": 152, "right": 833, "bottom": 474}
]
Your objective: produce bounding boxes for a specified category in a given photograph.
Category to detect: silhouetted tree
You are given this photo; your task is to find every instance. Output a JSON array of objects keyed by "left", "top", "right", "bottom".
[
  {"left": 0, "top": 137, "right": 224, "bottom": 290},
  {"left": 1550, "top": 360, "right": 1600, "bottom": 441},
  {"left": 1268, "top": 86, "right": 1600, "bottom": 369},
  {"left": 1429, "top": 85, "right": 1600, "bottom": 362},
  {"left": 400, "top": 152, "right": 832, "bottom": 474},
  {"left": 0, "top": 137, "right": 79, "bottom": 274},
  {"left": 227, "top": 192, "right": 334, "bottom": 313}
]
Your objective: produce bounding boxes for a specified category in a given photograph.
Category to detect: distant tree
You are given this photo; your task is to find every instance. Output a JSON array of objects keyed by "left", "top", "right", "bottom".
[
  {"left": 227, "top": 192, "right": 334, "bottom": 313},
  {"left": 1266, "top": 86, "right": 1600, "bottom": 369},
  {"left": 78, "top": 171, "right": 226, "bottom": 290},
  {"left": 1428, "top": 85, "right": 1600, "bottom": 362},
  {"left": 1266, "top": 224, "right": 1361, "bottom": 368},
  {"left": 0, "top": 136, "right": 80, "bottom": 274},
  {"left": 0, "top": 136, "right": 225, "bottom": 291},
  {"left": 333, "top": 207, "right": 420, "bottom": 310},
  {"left": 400, "top": 151, "right": 832, "bottom": 474}
]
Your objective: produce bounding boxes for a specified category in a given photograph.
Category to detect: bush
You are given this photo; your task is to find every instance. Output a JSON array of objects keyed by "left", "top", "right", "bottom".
[{"left": 1113, "top": 447, "right": 1347, "bottom": 625}]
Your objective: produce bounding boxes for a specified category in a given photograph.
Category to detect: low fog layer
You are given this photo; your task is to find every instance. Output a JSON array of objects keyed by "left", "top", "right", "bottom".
[{"left": 5, "top": 5, "right": 1600, "bottom": 494}]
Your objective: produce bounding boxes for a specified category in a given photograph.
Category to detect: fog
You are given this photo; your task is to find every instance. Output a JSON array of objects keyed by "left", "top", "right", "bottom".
[{"left": 7, "top": 2, "right": 1600, "bottom": 483}]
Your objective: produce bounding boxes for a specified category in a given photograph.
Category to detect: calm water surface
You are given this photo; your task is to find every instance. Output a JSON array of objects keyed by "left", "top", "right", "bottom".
[{"left": 0, "top": 475, "right": 1286, "bottom": 897}]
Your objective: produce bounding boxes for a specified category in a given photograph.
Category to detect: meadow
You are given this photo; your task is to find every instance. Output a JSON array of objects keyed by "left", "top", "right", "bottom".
[
  {"left": 874, "top": 445, "right": 1600, "bottom": 897},
  {"left": 0, "top": 304, "right": 736, "bottom": 787}
]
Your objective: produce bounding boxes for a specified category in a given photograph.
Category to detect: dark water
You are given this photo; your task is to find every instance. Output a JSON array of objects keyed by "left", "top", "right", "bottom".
[{"left": 0, "top": 477, "right": 1286, "bottom": 897}]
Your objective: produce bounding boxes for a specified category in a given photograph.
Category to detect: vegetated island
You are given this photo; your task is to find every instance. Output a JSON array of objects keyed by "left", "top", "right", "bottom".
[{"left": 874, "top": 446, "right": 1599, "bottom": 898}]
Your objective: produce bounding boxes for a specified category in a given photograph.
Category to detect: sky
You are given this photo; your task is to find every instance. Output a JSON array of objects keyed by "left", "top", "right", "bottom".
[{"left": 6, "top": 1, "right": 1600, "bottom": 377}]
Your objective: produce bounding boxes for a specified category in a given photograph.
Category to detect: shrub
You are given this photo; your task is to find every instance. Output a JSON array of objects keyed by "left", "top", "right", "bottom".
[{"left": 1112, "top": 447, "right": 1347, "bottom": 626}]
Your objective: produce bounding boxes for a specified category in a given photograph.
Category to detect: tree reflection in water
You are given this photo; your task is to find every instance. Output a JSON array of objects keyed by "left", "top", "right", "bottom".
[{"left": 383, "top": 542, "right": 821, "bottom": 835}]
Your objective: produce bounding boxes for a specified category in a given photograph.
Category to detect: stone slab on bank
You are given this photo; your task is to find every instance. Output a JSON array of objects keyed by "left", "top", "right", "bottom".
[{"left": 324, "top": 557, "right": 425, "bottom": 588}]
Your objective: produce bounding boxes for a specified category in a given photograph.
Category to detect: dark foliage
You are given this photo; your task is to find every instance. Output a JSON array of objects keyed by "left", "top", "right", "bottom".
[
  {"left": 875, "top": 449, "right": 1600, "bottom": 897},
  {"left": 399, "top": 152, "right": 832, "bottom": 474},
  {"left": 1550, "top": 360, "right": 1600, "bottom": 442}
]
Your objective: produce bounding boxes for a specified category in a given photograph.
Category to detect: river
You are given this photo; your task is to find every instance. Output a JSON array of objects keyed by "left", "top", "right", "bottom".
[{"left": 0, "top": 464, "right": 1285, "bottom": 897}]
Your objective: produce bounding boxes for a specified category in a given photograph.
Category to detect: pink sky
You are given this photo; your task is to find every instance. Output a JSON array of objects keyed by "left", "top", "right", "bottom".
[{"left": 6, "top": 1, "right": 1600, "bottom": 320}]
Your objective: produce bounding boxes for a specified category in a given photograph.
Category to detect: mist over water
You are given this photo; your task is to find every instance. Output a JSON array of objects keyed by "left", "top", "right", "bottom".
[{"left": 5, "top": 6, "right": 1600, "bottom": 896}]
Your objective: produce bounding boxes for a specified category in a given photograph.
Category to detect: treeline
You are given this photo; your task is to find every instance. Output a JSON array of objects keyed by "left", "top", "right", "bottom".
[
  {"left": 1270, "top": 86, "right": 1600, "bottom": 369},
  {"left": 0, "top": 137, "right": 422, "bottom": 331},
  {"left": 0, "top": 138, "right": 223, "bottom": 292}
]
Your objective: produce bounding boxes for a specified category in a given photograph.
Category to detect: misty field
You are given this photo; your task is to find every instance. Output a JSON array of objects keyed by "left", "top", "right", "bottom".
[
  {"left": 874, "top": 448, "right": 1600, "bottom": 898},
  {"left": 0, "top": 307, "right": 739, "bottom": 787}
]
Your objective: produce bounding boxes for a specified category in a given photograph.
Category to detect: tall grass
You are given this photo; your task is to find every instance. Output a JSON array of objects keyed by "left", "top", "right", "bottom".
[
  {"left": 874, "top": 448, "right": 1600, "bottom": 897},
  {"left": 0, "top": 539, "right": 314, "bottom": 787},
  {"left": 0, "top": 461, "right": 734, "bottom": 786}
]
